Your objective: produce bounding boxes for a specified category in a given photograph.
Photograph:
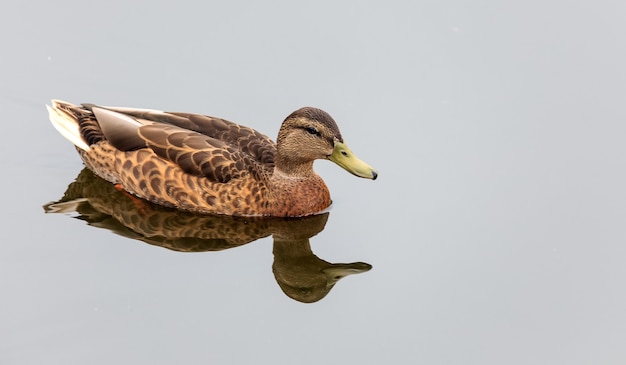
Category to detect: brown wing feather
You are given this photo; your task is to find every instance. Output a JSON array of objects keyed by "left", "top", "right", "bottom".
[
  {"left": 105, "top": 108, "right": 276, "bottom": 167},
  {"left": 138, "top": 124, "right": 264, "bottom": 183},
  {"left": 181, "top": 113, "right": 276, "bottom": 165}
]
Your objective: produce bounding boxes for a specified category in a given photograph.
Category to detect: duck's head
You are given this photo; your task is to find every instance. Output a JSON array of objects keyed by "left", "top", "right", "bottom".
[{"left": 276, "top": 107, "right": 378, "bottom": 179}]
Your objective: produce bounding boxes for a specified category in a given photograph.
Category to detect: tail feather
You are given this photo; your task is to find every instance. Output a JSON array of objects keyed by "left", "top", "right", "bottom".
[{"left": 47, "top": 100, "right": 91, "bottom": 151}]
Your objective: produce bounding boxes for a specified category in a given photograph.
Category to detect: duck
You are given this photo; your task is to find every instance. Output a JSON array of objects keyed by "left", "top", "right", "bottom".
[{"left": 46, "top": 100, "right": 377, "bottom": 216}]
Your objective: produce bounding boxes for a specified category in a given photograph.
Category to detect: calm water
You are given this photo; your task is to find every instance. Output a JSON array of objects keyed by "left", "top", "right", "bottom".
[{"left": 2, "top": 1, "right": 626, "bottom": 364}]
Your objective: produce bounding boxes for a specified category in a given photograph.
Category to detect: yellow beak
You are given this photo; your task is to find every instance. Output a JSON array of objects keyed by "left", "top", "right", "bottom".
[{"left": 329, "top": 139, "right": 378, "bottom": 180}]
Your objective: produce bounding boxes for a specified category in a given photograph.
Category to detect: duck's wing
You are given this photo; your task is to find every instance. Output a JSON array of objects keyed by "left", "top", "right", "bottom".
[
  {"left": 92, "top": 107, "right": 269, "bottom": 184},
  {"left": 101, "top": 107, "right": 276, "bottom": 167}
]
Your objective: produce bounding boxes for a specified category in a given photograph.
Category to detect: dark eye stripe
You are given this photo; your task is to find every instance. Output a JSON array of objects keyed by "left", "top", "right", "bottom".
[{"left": 304, "top": 126, "right": 321, "bottom": 137}]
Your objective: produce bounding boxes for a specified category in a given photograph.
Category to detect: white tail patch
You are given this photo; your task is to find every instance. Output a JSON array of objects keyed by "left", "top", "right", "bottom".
[
  {"left": 43, "top": 198, "right": 89, "bottom": 214},
  {"left": 47, "top": 101, "right": 91, "bottom": 151}
]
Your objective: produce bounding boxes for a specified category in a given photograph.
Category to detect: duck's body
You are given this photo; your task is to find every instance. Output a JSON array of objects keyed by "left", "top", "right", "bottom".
[{"left": 47, "top": 100, "right": 377, "bottom": 217}]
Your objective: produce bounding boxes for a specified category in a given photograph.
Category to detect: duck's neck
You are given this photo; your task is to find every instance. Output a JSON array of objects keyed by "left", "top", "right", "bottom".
[{"left": 274, "top": 156, "right": 317, "bottom": 178}]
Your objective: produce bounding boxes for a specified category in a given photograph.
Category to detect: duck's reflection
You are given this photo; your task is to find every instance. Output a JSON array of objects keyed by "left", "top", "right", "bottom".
[{"left": 44, "top": 169, "right": 371, "bottom": 303}]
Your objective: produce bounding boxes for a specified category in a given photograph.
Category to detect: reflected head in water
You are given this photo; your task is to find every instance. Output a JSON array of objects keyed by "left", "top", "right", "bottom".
[
  {"left": 271, "top": 217, "right": 372, "bottom": 303},
  {"left": 273, "top": 235, "right": 372, "bottom": 303},
  {"left": 44, "top": 169, "right": 372, "bottom": 303}
]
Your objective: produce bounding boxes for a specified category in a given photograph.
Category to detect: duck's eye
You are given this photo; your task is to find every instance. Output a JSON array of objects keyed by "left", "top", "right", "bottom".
[{"left": 305, "top": 127, "right": 321, "bottom": 136}]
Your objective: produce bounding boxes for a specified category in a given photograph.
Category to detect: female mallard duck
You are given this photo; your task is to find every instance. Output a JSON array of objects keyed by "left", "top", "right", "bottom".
[{"left": 47, "top": 100, "right": 377, "bottom": 217}]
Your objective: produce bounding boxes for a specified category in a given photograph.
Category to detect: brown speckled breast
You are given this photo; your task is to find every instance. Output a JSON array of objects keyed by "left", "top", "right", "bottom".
[{"left": 267, "top": 174, "right": 331, "bottom": 217}]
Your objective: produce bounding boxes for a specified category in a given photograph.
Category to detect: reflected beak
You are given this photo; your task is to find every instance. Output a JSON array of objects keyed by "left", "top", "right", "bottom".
[
  {"left": 323, "top": 262, "right": 373, "bottom": 287},
  {"left": 329, "top": 139, "right": 378, "bottom": 180}
]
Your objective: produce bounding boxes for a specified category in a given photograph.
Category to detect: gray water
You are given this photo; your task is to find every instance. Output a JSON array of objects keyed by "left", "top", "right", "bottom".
[{"left": 2, "top": 1, "right": 626, "bottom": 364}]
